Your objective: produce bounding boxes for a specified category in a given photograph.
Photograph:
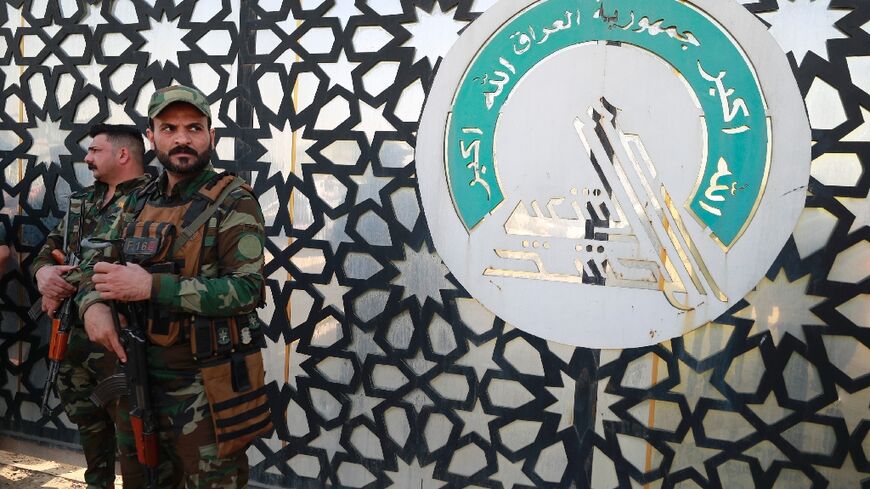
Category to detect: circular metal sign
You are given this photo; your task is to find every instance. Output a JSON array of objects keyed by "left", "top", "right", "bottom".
[{"left": 417, "top": 0, "right": 810, "bottom": 348}]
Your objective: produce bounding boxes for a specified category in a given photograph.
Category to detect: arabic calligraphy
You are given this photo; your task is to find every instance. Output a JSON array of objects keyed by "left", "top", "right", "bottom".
[
  {"left": 483, "top": 98, "right": 728, "bottom": 309},
  {"left": 459, "top": 127, "right": 492, "bottom": 199},
  {"left": 699, "top": 157, "right": 732, "bottom": 216},
  {"left": 594, "top": 3, "right": 701, "bottom": 48},
  {"left": 481, "top": 10, "right": 583, "bottom": 109},
  {"left": 480, "top": 57, "right": 516, "bottom": 110},
  {"left": 503, "top": 190, "right": 629, "bottom": 240},
  {"left": 486, "top": 3, "right": 705, "bottom": 110},
  {"left": 509, "top": 10, "right": 581, "bottom": 55},
  {"left": 698, "top": 61, "right": 750, "bottom": 134}
]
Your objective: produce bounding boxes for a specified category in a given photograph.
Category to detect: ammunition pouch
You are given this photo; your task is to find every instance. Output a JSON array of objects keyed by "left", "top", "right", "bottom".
[
  {"left": 190, "top": 312, "right": 264, "bottom": 361},
  {"left": 142, "top": 262, "right": 184, "bottom": 347},
  {"left": 197, "top": 312, "right": 270, "bottom": 456}
]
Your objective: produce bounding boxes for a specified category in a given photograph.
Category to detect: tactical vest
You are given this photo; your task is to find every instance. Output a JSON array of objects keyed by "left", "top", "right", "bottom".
[{"left": 123, "top": 172, "right": 272, "bottom": 456}]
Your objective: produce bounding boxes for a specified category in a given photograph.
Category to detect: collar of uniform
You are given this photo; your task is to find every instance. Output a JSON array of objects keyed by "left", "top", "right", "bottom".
[
  {"left": 92, "top": 173, "right": 151, "bottom": 207},
  {"left": 157, "top": 164, "right": 217, "bottom": 200},
  {"left": 116, "top": 173, "right": 152, "bottom": 192}
]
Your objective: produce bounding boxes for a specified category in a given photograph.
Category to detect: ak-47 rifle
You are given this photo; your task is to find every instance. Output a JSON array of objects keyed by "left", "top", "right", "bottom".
[
  {"left": 40, "top": 249, "right": 79, "bottom": 415},
  {"left": 83, "top": 237, "right": 159, "bottom": 489},
  {"left": 40, "top": 215, "right": 81, "bottom": 415}
]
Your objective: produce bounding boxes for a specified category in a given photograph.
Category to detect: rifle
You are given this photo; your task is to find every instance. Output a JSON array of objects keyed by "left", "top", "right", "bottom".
[
  {"left": 32, "top": 197, "right": 77, "bottom": 321},
  {"left": 83, "top": 237, "right": 159, "bottom": 489},
  {"left": 40, "top": 249, "right": 79, "bottom": 415}
]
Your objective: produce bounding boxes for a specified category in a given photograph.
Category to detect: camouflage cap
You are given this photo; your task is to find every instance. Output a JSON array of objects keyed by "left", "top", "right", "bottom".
[{"left": 148, "top": 84, "right": 211, "bottom": 121}]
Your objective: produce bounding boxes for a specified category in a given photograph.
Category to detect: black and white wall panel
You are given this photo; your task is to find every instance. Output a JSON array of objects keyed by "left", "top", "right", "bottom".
[{"left": 0, "top": 0, "right": 867, "bottom": 487}]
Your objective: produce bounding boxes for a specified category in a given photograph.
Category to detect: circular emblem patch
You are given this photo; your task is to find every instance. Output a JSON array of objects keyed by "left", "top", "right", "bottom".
[{"left": 417, "top": 0, "right": 810, "bottom": 348}]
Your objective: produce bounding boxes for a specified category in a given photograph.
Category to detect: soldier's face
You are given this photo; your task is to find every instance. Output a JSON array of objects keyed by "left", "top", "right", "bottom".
[
  {"left": 85, "top": 134, "right": 121, "bottom": 183},
  {"left": 147, "top": 103, "right": 215, "bottom": 176}
]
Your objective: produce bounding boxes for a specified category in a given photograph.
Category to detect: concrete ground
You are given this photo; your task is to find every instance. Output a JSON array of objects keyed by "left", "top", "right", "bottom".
[
  {"left": 0, "top": 438, "right": 122, "bottom": 488},
  {"left": 0, "top": 449, "right": 87, "bottom": 488}
]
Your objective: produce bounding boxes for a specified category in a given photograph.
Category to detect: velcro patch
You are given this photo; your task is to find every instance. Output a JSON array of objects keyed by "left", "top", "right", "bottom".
[{"left": 124, "top": 237, "right": 160, "bottom": 258}]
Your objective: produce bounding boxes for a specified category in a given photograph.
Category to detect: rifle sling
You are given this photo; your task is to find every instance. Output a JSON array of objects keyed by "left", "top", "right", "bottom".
[{"left": 170, "top": 178, "right": 245, "bottom": 256}]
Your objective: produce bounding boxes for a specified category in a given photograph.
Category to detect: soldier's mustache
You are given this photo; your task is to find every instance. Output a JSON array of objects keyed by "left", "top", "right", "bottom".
[{"left": 169, "top": 146, "right": 198, "bottom": 157}]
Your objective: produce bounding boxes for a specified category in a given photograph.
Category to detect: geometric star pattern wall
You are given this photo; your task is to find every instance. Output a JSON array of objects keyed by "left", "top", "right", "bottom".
[{"left": 0, "top": 0, "right": 866, "bottom": 487}]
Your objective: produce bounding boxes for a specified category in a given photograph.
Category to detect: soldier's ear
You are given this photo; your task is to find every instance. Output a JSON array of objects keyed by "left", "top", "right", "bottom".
[
  {"left": 210, "top": 127, "right": 216, "bottom": 149},
  {"left": 145, "top": 128, "right": 156, "bottom": 148}
]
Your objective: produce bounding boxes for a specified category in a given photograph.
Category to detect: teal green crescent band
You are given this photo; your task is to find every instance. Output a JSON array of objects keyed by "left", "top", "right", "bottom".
[{"left": 447, "top": 0, "right": 768, "bottom": 248}]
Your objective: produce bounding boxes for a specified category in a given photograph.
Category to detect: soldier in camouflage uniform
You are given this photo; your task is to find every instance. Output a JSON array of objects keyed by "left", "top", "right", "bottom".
[
  {"left": 83, "top": 85, "right": 271, "bottom": 488},
  {"left": 32, "top": 123, "right": 152, "bottom": 489}
]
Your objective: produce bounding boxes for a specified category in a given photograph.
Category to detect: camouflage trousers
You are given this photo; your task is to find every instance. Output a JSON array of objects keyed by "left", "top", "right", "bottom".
[
  {"left": 56, "top": 326, "right": 143, "bottom": 488},
  {"left": 114, "top": 342, "right": 250, "bottom": 488}
]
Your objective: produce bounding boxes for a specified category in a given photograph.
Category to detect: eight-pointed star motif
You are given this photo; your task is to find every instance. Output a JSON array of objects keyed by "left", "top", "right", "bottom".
[
  {"left": 384, "top": 457, "right": 445, "bottom": 489},
  {"left": 28, "top": 117, "right": 72, "bottom": 167},
  {"left": 402, "top": 5, "right": 467, "bottom": 65},
  {"left": 390, "top": 243, "right": 454, "bottom": 306},
  {"left": 736, "top": 269, "right": 826, "bottom": 346},
  {"left": 140, "top": 13, "right": 191, "bottom": 68},
  {"left": 759, "top": 0, "right": 852, "bottom": 65}
]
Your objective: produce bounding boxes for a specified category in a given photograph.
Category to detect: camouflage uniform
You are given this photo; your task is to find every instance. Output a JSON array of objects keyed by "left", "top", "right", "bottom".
[
  {"left": 82, "top": 166, "right": 268, "bottom": 488},
  {"left": 32, "top": 174, "right": 152, "bottom": 489}
]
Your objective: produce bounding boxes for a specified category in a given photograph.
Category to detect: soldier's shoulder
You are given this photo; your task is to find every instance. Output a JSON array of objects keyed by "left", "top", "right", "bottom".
[
  {"left": 70, "top": 185, "right": 95, "bottom": 199},
  {"left": 206, "top": 173, "right": 257, "bottom": 206},
  {"left": 228, "top": 179, "right": 256, "bottom": 201},
  {"left": 69, "top": 185, "right": 97, "bottom": 206}
]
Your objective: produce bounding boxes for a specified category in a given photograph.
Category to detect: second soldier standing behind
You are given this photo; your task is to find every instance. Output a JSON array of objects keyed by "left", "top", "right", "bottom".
[
  {"left": 32, "top": 124, "right": 151, "bottom": 488},
  {"left": 81, "top": 85, "right": 272, "bottom": 488}
]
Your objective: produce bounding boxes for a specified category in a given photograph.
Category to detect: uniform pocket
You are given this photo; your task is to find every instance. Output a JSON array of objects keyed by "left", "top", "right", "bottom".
[
  {"left": 200, "top": 350, "right": 272, "bottom": 457},
  {"left": 147, "top": 318, "right": 181, "bottom": 347}
]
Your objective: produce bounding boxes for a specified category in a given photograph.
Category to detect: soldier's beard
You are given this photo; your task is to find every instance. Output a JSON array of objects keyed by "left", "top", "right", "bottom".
[{"left": 157, "top": 145, "right": 211, "bottom": 176}]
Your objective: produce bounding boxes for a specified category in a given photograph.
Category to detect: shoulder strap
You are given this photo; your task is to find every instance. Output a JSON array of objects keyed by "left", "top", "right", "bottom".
[
  {"left": 170, "top": 176, "right": 247, "bottom": 255},
  {"left": 66, "top": 192, "right": 88, "bottom": 257},
  {"left": 129, "top": 177, "right": 160, "bottom": 215}
]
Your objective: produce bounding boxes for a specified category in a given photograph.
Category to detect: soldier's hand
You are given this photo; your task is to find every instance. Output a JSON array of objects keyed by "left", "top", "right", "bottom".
[
  {"left": 42, "top": 296, "right": 62, "bottom": 318},
  {"left": 93, "top": 262, "right": 152, "bottom": 302},
  {"left": 35, "top": 265, "right": 76, "bottom": 300},
  {"left": 83, "top": 303, "right": 127, "bottom": 363}
]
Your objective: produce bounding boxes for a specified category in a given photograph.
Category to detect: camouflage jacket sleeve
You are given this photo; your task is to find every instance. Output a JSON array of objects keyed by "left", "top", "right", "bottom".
[
  {"left": 75, "top": 178, "right": 153, "bottom": 320},
  {"left": 151, "top": 188, "right": 265, "bottom": 316}
]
